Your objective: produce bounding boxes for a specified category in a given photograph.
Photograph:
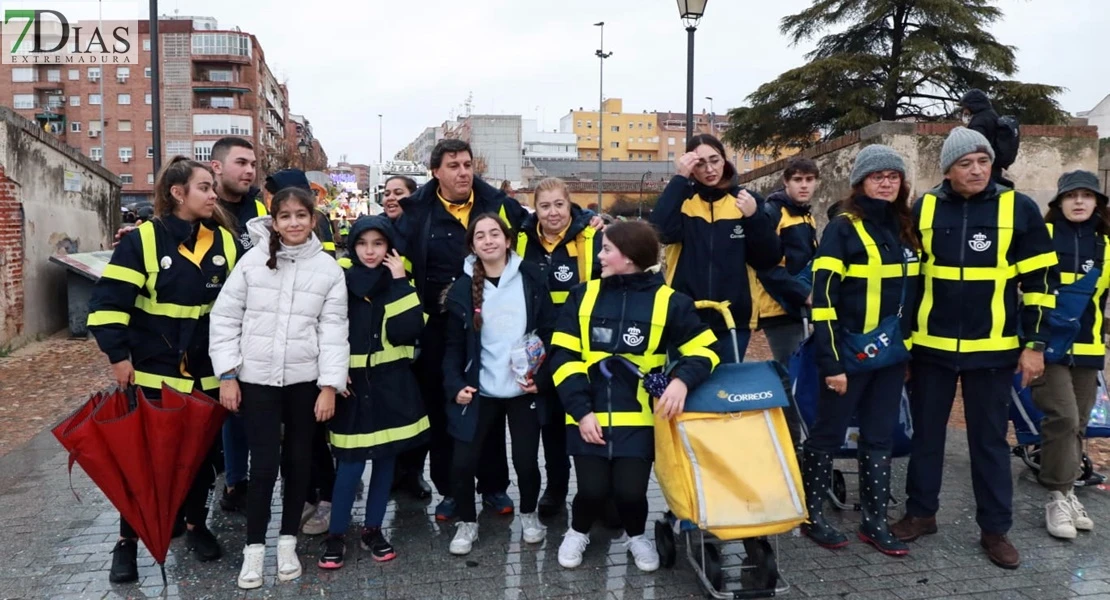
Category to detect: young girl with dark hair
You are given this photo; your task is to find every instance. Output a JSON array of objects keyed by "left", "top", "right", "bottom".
[
  {"left": 550, "top": 220, "right": 718, "bottom": 572},
  {"left": 441, "top": 213, "right": 558, "bottom": 555},
  {"left": 209, "top": 187, "right": 349, "bottom": 589},
  {"left": 88, "top": 156, "right": 239, "bottom": 584}
]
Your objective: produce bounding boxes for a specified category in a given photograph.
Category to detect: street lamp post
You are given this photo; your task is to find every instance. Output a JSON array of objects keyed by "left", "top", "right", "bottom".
[
  {"left": 638, "top": 170, "right": 653, "bottom": 220},
  {"left": 377, "top": 114, "right": 383, "bottom": 164},
  {"left": 705, "top": 96, "right": 714, "bottom": 132},
  {"left": 298, "top": 138, "right": 309, "bottom": 170},
  {"left": 677, "top": 1, "right": 708, "bottom": 144},
  {"left": 594, "top": 21, "right": 612, "bottom": 209}
]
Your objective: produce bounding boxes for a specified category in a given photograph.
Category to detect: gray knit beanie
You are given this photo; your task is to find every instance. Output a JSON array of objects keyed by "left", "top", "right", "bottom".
[
  {"left": 940, "top": 126, "right": 995, "bottom": 173},
  {"left": 849, "top": 145, "right": 907, "bottom": 187}
]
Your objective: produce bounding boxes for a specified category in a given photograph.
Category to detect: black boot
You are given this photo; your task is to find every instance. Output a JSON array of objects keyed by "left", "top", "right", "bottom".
[
  {"left": 537, "top": 485, "right": 567, "bottom": 518},
  {"left": 185, "top": 523, "right": 223, "bottom": 562},
  {"left": 857, "top": 449, "right": 908, "bottom": 557},
  {"left": 108, "top": 538, "right": 139, "bottom": 583},
  {"left": 800, "top": 447, "right": 849, "bottom": 549}
]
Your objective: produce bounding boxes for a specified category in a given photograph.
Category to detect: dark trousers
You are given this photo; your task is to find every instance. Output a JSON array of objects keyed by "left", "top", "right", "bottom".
[
  {"left": 570, "top": 456, "right": 653, "bottom": 537},
  {"left": 120, "top": 383, "right": 219, "bottom": 539},
  {"left": 307, "top": 422, "right": 335, "bottom": 504},
  {"left": 417, "top": 313, "right": 509, "bottom": 497},
  {"left": 805, "top": 363, "right": 906, "bottom": 454},
  {"left": 905, "top": 361, "right": 1014, "bottom": 534},
  {"left": 452, "top": 395, "right": 542, "bottom": 522},
  {"left": 541, "top": 421, "right": 570, "bottom": 492},
  {"left": 240, "top": 381, "right": 319, "bottom": 545}
]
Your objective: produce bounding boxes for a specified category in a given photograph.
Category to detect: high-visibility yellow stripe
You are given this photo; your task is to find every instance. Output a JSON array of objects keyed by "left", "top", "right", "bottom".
[
  {"left": 515, "top": 232, "right": 528, "bottom": 257},
  {"left": 677, "top": 329, "right": 719, "bottom": 369},
  {"left": 221, "top": 229, "right": 238, "bottom": 271},
  {"left": 384, "top": 292, "right": 420, "bottom": 318},
  {"left": 578, "top": 280, "right": 602, "bottom": 355},
  {"left": 813, "top": 256, "right": 845, "bottom": 276},
  {"left": 1071, "top": 342, "right": 1107, "bottom": 356},
  {"left": 928, "top": 264, "right": 1017, "bottom": 281},
  {"left": 134, "top": 296, "right": 212, "bottom": 319},
  {"left": 916, "top": 195, "right": 937, "bottom": 338},
  {"left": 101, "top": 264, "right": 146, "bottom": 288},
  {"left": 646, "top": 287, "right": 673, "bottom": 356},
  {"left": 551, "top": 332, "right": 582, "bottom": 353},
  {"left": 134, "top": 370, "right": 194, "bottom": 393},
  {"left": 581, "top": 228, "right": 596, "bottom": 282},
  {"left": 322, "top": 241, "right": 336, "bottom": 252},
  {"left": 87, "top": 310, "right": 131, "bottom": 326},
  {"left": 139, "top": 221, "right": 158, "bottom": 273},
  {"left": 845, "top": 263, "right": 921, "bottom": 278},
  {"left": 199, "top": 376, "right": 220, "bottom": 391},
  {"left": 1015, "top": 252, "right": 1058, "bottom": 275},
  {"left": 812, "top": 307, "right": 837, "bottom": 321},
  {"left": 551, "top": 290, "right": 570, "bottom": 304},
  {"left": 371, "top": 345, "right": 414, "bottom": 367},
  {"left": 1061, "top": 272, "right": 1078, "bottom": 285},
  {"left": 567, "top": 410, "right": 653, "bottom": 428},
  {"left": 350, "top": 354, "right": 368, "bottom": 368},
  {"left": 338, "top": 257, "right": 352, "bottom": 269},
  {"left": 911, "top": 333, "right": 1019, "bottom": 352},
  {"left": 849, "top": 218, "right": 883, "bottom": 331},
  {"left": 681, "top": 346, "right": 720, "bottom": 369},
  {"left": 255, "top": 199, "right": 268, "bottom": 217},
  {"left": 582, "top": 351, "right": 668, "bottom": 370},
  {"left": 553, "top": 361, "right": 588, "bottom": 385},
  {"left": 330, "top": 415, "right": 431, "bottom": 449},
  {"left": 1023, "top": 293, "right": 1056, "bottom": 308}
]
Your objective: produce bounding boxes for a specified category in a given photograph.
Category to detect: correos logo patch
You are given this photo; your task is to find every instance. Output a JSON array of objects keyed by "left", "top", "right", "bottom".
[{"left": 717, "top": 389, "right": 774, "bottom": 403}]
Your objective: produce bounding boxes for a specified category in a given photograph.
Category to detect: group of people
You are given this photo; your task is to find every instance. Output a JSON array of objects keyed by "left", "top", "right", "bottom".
[{"left": 85, "top": 116, "right": 1107, "bottom": 591}]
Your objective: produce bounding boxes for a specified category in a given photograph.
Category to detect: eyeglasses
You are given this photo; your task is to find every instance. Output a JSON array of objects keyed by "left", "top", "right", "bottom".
[
  {"left": 695, "top": 156, "right": 723, "bottom": 170},
  {"left": 867, "top": 172, "right": 902, "bottom": 184}
]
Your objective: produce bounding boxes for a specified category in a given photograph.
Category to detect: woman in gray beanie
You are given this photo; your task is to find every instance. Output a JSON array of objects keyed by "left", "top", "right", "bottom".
[
  {"left": 1033, "top": 170, "right": 1109, "bottom": 539},
  {"left": 803, "top": 144, "right": 917, "bottom": 556}
]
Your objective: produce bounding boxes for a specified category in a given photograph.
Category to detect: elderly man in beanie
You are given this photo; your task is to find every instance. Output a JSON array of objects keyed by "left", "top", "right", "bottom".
[
  {"left": 891, "top": 127, "right": 1059, "bottom": 569},
  {"left": 1033, "top": 170, "right": 1108, "bottom": 539}
]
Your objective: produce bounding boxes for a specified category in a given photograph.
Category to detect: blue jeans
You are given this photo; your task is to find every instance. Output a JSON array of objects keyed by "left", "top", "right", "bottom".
[
  {"left": 330, "top": 457, "right": 396, "bottom": 534},
  {"left": 222, "top": 413, "right": 249, "bottom": 487}
]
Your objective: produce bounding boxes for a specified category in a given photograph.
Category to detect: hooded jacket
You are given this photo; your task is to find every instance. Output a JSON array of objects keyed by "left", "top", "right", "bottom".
[
  {"left": 650, "top": 174, "right": 783, "bottom": 334},
  {"left": 209, "top": 216, "right": 349, "bottom": 392},
  {"left": 515, "top": 204, "right": 602, "bottom": 305},
  {"left": 442, "top": 253, "right": 557, "bottom": 442},
  {"left": 329, "top": 215, "right": 429, "bottom": 461},
  {"left": 395, "top": 177, "right": 529, "bottom": 315},
  {"left": 751, "top": 190, "right": 818, "bottom": 324},
  {"left": 1044, "top": 217, "right": 1110, "bottom": 369},
  {"left": 961, "top": 90, "right": 1000, "bottom": 155}
]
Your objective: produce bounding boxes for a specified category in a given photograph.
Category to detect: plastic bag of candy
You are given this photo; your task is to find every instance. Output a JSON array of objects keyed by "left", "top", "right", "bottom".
[{"left": 511, "top": 332, "right": 546, "bottom": 386}]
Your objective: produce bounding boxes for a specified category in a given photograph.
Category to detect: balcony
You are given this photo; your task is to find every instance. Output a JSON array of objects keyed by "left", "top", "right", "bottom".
[
  {"left": 627, "top": 138, "right": 657, "bottom": 151},
  {"left": 193, "top": 98, "right": 248, "bottom": 111}
]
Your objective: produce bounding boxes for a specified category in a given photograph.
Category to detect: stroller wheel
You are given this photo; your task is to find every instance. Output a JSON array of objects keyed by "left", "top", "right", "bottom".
[
  {"left": 831, "top": 469, "right": 847, "bottom": 507},
  {"left": 739, "top": 538, "right": 778, "bottom": 591},
  {"left": 1081, "top": 454, "right": 1095, "bottom": 481},
  {"left": 654, "top": 520, "right": 677, "bottom": 569},
  {"left": 699, "top": 542, "right": 723, "bottom": 594}
]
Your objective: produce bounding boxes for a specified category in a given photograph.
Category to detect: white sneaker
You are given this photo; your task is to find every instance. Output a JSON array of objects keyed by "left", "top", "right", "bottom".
[
  {"left": 236, "top": 544, "right": 265, "bottom": 590},
  {"left": 301, "top": 502, "right": 317, "bottom": 527},
  {"left": 302, "top": 501, "right": 332, "bottom": 535},
  {"left": 276, "top": 535, "right": 302, "bottom": 581},
  {"left": 519, "top": 512, "right": 546, "bottom": 544},
  {"left": 449, "top": 522, "right": 479, "bottom": 555},
  {"left": 557, "top": 529, "right": 590, "bottom": 568},
  {"left": 627, "top": 534, "right": 660, "bottom": 572},
  {"left": 1046, "top": 491, "right": 1077, "bottom": 539},
  {"left": 1066, "top": 491, "right": 1094, "bottom": 531}
]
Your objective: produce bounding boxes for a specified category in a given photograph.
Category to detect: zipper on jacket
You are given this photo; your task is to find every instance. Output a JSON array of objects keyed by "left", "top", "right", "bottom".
[
  {"left": 956, "top": 200, "right": 969, "bottom": 355},
  {"left": 609, "top": 290, "right": 629, "bottom": 458}
]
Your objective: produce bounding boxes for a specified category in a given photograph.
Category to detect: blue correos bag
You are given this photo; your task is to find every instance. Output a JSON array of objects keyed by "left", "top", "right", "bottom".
[
  {"left": 840, "top": 261, "right": 911, "bottom": 374},
  {"left": 1045, "top": 268, "right": 1101, "bottom": 364}
]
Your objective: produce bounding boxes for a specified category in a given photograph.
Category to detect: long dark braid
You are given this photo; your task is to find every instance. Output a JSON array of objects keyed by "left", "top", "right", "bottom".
[
  {"left": 471, "top": 259, "right": 486, "bottom": 330},
  {"left": 266, "top": 225, "right": 281, "bottom": 270},
  {"left": 464, "top": 212, "right": 515, "bottom": 330}
]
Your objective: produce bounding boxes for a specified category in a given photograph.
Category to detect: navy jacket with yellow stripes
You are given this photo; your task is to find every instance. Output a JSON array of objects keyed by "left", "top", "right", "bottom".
[
  {"left": 329, "top": 216, "right": 429, "bottom": 462},
  {"left": 1045, "top": 218, "right": 1109, "bottom": 369},
  {"left": 87, "top": 215, "right": 238, "bottom": 393},
  {"left": 651, "top": 175, "right": 782, "bottom": 334},
  {"left": 911, "top": 181, "right": 1058, "bottom": 370},
  {"left": 515, "top": 205, "right": 602, "bottom": 306},
  {"left": 811, "top": 197, "right": 920, "bottom": 377},
  {"left": 752, "top": 190, "right": 819, "bottom": 325},
  {"left": 549, "top": 273, "right": 719, "bottom": 460},
  {"left": 220, "top": 186, "right": 267, "bottom": 250}
]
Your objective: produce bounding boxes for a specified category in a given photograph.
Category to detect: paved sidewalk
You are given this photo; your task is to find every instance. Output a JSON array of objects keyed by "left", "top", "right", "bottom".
[{"left": 1, "top": 419, "right": 1109, "bottom": 600}]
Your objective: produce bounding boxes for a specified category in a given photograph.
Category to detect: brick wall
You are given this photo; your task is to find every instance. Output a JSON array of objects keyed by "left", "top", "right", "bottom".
[{"left": 0, "top": 165, "right": 24, "bottom": 347}]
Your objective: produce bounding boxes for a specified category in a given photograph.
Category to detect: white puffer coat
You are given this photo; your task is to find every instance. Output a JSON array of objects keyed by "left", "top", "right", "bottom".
[{"left": 209, "top": 216, "right": 349, "bottom": 392}]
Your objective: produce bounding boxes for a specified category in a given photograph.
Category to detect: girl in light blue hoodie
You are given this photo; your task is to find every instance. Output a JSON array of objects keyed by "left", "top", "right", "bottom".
[{"left": 441, "top": 213, "right": 558, "bottom": 556}]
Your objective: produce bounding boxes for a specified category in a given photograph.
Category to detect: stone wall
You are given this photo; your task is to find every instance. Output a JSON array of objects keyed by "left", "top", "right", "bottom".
[
  {"left": 0, "top": 107, "right": 120, "bottom": 349},
  {"left": 738, "top": 121, "right": 1101, "bottom": 232}
]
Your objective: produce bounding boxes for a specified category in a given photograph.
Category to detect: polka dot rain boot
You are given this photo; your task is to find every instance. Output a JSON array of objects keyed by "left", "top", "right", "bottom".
[
  {"left": 857, "top": 449, "right": 908, "bottom": 557},
  {"left": 800, "top": 447, "right": 849, "bottom": 549}
]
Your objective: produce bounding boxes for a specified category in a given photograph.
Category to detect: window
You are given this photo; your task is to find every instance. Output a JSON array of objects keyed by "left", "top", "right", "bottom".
[
  {"left": 207, "top": 70, "right": 233, "bottom": 82},
  {"left": 610, "top": 141, "right": 619, "bottom": 148},
  {"left": 668, "top": 137, "right": 675, "bottom": 146},
  {"left": 119, "top": 147, "right": 133, "bottom": 161},
  {"left": 70, "top": 122, "right": 81, "bottom": 133},
  {"left": 193, "top": 141, "right": 214, "bottom": 162},
  {"left": 89, "top": 147, "right": 103, "bottom": 161},
  {"left": 117, "top": 93, "right": 131, "bottom": 105},
  {"left": 207, "top": 97, "right": 234, "bottom": 109},
  {"left": 120, "top": 174, "right": 133, "bottom": 184},
  {"left": 88, "top": 67, "right": 101, "bottom": 81},
  {"left": 145, "top": 93, "right": 152, "bottom": 105},
  {"left": 576, "top": 120, "right": 582, "bottom": 127},
  {"left": 629, "top": 123, "right": 634, "bottom": 130},
  {"left": 89, "top": 120, "right": 102, "bottom": 132},
  {"left": 146, "top": 146, "right": 154, "bottom": 158},
  {"left": 68, "top": 68, "right": 79, "bottom": 81},
  {"left": 144, "top": 67, "right": 151, "bottom": 78},
  {"left": 13, "top": 94, "right": 34, "bottom": 109},
  {"left": 611, "top": 125, "right": 619, "bottom": 132},
  {"left": 628, "top": 153, "right": 633, "bottom": 160},
  {"left": 647, "top": 122, "right": 653, "bottom": 130},
  {"left": 143, "top": 38, "right": 151, "bottom": 51},
  {"left": 12, "top": 68, "right": 34, "bottom": 82},
  {"left": 191, "top": 32, "right": 251, "bottom": 57},
  {"left": 47, "top": 69, "right": 61, "bottom": 82},
  {"left": 89, "top": 93, "right": 101, "bottom": 105},
  {"left": 69, "top": 95, "right": 80, "bottom": 107},
  {"left": 145, "top": 120, "right": 153, "bottom": 132},
  {"left": 586, "top": 120, "right": 592, "bottom": 128},
  {"left": 638, "top": 122, "right": 643, "bottom": 129},
  {"left": 118, "top": 120, "right": 132, "bottom": 132},
  {"left": 668, "top": 152, "right": 675, "bottom": 159},
  {"left": 147, "top": 173, "right": 154, "bottom": 184},
  {"left": 743, "top": 153, "right": 752, "bottom": 162},
  {"left": 117, "top": 67, "right": 130, "bottom": 82},
  {"left": 193, "top": 114, "right": 252, "bottom": 136}
]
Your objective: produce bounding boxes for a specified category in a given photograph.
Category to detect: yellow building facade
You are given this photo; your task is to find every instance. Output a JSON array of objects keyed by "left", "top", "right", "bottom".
[{"left": 561, "top": 99, "right": 662, "bottom": 162}]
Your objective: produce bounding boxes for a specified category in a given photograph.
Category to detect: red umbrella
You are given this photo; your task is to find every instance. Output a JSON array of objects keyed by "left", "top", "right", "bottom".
[{"left": 53, "top": 384, "right": 227, "bottom": 579}]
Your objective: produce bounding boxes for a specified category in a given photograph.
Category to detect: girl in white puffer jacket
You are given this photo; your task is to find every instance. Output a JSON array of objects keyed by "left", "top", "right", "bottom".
[{"left": 209, "top": 187, "right": 349, "bottom": 590}]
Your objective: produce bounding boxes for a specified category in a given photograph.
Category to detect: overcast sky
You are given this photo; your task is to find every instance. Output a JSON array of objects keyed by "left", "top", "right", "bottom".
[{"left": 147, "top": 0, "right": 1107, "bottom": 165}]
